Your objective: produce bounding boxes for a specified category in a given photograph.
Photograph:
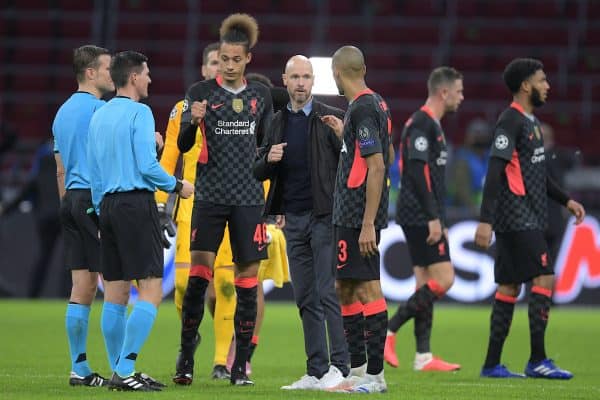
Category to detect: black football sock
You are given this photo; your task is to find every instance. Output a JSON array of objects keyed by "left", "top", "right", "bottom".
[
  {"left": 483, "top": 292, "right": 516, "bottom": 369},
  {"left": 529, "top": 286, "right": 552, "bottom": 363}
]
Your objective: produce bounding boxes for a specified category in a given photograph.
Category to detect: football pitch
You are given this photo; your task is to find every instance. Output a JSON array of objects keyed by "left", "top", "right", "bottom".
[{"left": 0, "top": 300, "right": 598, "bottom": 399}]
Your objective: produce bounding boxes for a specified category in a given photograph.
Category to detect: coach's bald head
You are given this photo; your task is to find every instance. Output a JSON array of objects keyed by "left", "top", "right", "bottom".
[
  {"left": 285, "top": 55, "right": 312, "bottom": 74},
  {"left": 283, "top": 55, "right": 314, "bottom": 110}
]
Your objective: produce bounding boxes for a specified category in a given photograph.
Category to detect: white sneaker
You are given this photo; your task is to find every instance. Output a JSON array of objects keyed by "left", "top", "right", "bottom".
[
  {"left": 318, "top": 365, "right": 344, "bottom": 390},
  {"left": 281, "top": 375, "right": 320, "bottom": 390},
  {"left": 326, "top": 363, "right": 366, "bottom": 392},
  {"left": 350, "top": 362, "right": 367, "bottom": 378},
  {"left": 349, "top": 371, "right": 387, "bottom": 393}
]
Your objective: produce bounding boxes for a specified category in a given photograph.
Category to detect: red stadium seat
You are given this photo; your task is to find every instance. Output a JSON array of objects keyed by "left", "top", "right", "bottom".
[
  {"left": 448, "top": 53, "right": 488, "bottom": 71},
  {"left": 58, "top": 0, "right": 93, "bottom": 11},
  {"left": 156, "top": 23, "right": 186, "bottom": 40},
  {"left": 15, "top": 19, "right": 55, "bottom": 38},
  {"left": 455, "top": 24, "right": 569, "bottom": 47},
  {"left": 116, "top": 21, "right": 153, "bottom": 40},
  {"left": 373, "top": 23, "right": 440, "bottom": 45},
  {"left": 327, "top": 24, "right": 370, "bottom": 44},
  {"left": 392, "top": 0, "right": 445, "bottom": 17},
  {"left": 58, "top": 18, "right": 92, "bottom": 40},
  {"left": 12, "top": 48, "right": 51, "bottom": 65}
]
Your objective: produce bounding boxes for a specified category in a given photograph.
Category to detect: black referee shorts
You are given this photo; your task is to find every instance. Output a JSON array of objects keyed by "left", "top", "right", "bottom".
[
  {"left": 99, "top": 190, "right": 163, "bottom": 282},
  {"left": 334, "top": 226, "right": 381, "bottom": 281},
  {"left": 59, "top": 189, "right": 100, "bottom": 272},
  {"left": 494, "top": 229, "right": 553, "bottom": 284},
  {"left": 402, "top": 225, "right": 451, "bottom": 267}
]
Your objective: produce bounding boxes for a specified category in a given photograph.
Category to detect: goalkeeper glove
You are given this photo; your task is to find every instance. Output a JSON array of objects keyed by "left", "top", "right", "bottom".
[{"left": 157, "top": 202, "right": 176, "bottom": 249}]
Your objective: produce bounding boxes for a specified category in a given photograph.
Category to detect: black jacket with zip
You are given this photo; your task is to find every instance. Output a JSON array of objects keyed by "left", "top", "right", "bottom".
[{"left": 253, "top": 100, "right": 344, "bottom": 217}]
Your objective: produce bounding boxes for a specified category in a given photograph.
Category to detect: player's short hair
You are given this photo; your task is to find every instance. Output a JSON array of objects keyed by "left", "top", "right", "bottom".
[
  {"left": 246, "top": 72, "right": 273, "bottom": 88},
  {"left": 202, "top": 42, "right": 220, "bottom": 66},
  {"left": 332, "top": 46, "right": 366, "bottom": 79},
  {"left": 110, "top": 51, "right": 148, "bottom": 89},
  {"left": 503, "top": 58, "right": 544, "bottom": 94},
  {"left": 427, "top": 67, "right": 463, "bottom": 95},
  {"left": 219, "top": 13, "right": 259, "bottom": 52},
  {"left": 73, "top": 45, "right": 110, "bottom": 83}
]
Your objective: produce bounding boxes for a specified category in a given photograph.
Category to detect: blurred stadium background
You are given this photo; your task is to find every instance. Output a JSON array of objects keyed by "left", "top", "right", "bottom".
[{"left": 0, "top": 0, "right": 599, "bottom": 304}]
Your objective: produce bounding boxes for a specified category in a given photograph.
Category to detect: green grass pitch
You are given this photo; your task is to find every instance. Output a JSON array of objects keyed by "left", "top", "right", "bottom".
[{"left": 0, "top": 300, "right": 598, "bottom": 399}]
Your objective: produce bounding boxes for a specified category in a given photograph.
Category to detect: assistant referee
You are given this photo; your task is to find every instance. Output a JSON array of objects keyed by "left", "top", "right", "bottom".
[{"left": 88, "top": 50, "right": 193, "bottom": 391}]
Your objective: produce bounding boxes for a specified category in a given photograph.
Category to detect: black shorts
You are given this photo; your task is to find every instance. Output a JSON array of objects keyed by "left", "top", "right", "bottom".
[
  {"left": 99, "top": 190, "right": 163, "bottom": 281},
  {"left": 495, "top": 230, "right": 553, "bottom": 284},
  {"left": 402, "top": 225, "right": 451, "bottom": 267},
  {"left": 190, "top": 200, "right": 267, "bottom": 265},
  {"left": 334, "top": 226, "right": 381, "bottom": 281},
  {"left": 59, "top": 189, "right": 100, "bottom": 272}
]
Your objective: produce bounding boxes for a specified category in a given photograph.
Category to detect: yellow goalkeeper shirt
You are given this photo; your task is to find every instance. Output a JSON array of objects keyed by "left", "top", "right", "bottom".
[{"left": 155, "top": 100, "right": 200, "bottom": 223}]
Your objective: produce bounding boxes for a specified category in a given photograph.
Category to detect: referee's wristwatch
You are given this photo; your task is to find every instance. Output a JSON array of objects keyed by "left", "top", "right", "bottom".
[{"left": 173, "top": 179, "right": 184, "bottom": 194}]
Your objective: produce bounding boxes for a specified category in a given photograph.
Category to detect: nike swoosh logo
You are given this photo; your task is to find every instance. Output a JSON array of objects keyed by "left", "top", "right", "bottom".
[
  {"left": 336, "top": 263, "right": 347, "bottom": 270},
  {"left": 258, "top": 244, "right": 267, "bottom": 251},
  {"left": 211, "top": 103, "right": 224, "bottom": 110}
]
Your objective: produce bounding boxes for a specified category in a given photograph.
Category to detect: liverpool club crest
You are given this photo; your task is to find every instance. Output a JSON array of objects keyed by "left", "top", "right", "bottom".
[{"left": 232, "top": 98, "right": 243, "bottom": 113}]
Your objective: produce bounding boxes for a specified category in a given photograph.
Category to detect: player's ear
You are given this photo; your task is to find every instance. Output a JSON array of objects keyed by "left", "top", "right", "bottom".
[
  {"left": 282, "top": 73, "right": 287, "bottom": 87},
  {"left": 246, "top": 52, "right": 252, "bottom": 64},
  {"left": 521, "top": 79, "right": 532, "bottom": 94},
  {"left": 440, "top": 85, "right": 448, "bottom": 101}
]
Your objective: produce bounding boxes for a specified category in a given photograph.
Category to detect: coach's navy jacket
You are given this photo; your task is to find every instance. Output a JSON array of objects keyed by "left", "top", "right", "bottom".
[{"left": 253, "top": 99, "right": 344, "bottom": 217}]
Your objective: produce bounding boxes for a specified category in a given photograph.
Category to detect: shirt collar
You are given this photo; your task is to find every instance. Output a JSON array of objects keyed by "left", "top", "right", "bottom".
[{"left": 287, "top": 97, "right": 313, "bottom": 116}]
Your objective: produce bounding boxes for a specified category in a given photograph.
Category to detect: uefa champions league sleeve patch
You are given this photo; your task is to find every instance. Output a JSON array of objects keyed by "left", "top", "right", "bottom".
[
  {"left": 414, "top": 136, "right": 428, "bottom": 152},
  {"left": 490, "top": 127, "right": 515, "bottom": 160},
  {"left": 169, "top": 106, "right": 178, "bottom": 120},
  {"left": 495, "top": 134, "right": 509, "bottom": 150}
]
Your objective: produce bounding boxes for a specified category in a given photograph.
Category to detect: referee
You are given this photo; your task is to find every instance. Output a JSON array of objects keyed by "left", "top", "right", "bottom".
[
  {"left": 53, "top": 45, "right": 114, "bottom": 387},
  {"left": 88, "top": 51, "right": 193, "bottom": 391}
]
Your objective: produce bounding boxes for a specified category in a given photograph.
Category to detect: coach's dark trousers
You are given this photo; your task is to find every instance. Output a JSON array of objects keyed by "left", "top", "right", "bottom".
[{"left": 283, "top": 211, "right": 349, "bottom": 378}]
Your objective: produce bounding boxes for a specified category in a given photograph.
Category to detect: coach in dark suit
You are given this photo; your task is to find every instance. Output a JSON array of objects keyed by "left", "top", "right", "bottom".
[{"left": 254, "top": 55, "right": 349, "bottom": 390}]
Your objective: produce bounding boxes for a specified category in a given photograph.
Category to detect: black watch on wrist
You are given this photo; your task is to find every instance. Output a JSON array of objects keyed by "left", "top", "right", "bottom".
[{"left": 173, "top": 179, "right": 183, "bottom": 193}]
